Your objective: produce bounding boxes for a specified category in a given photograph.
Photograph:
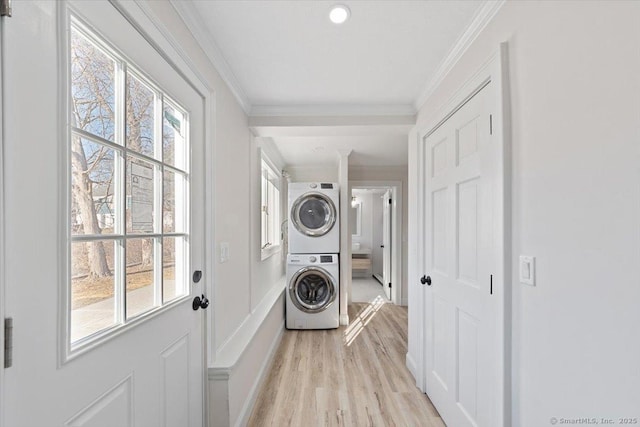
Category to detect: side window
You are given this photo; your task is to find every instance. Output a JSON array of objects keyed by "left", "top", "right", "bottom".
[
  {"left": 69, "top": 21, "right": 189, "bottom": 346},
  {"left": 260, "top": 157, "right": 281, "bottom": 259}
]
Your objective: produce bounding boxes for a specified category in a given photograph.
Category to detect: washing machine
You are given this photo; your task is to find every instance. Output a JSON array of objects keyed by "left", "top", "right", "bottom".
[
  {"left": 288, "top": 182, "right": 340, "bottom": 254},
  {"left": 286, "top": 253, "right": 339, "bottom": 329}
]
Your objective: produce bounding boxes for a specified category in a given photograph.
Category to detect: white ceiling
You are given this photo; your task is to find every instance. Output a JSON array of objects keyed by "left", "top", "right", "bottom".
[
  {"left": 175, "top": 0, "right": 494, "bottom": 167},
  {"left": 273, "top": 134, "right": 408, "bottom": 167}
]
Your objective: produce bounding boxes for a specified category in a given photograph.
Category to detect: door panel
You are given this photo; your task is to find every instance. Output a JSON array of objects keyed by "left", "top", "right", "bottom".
[
  {"left": 457, "top": 308, "right": 479, "bottom": 421},
  {"left": 66, "top": 377, "right": 133, "bottom": 427},
  {"left": 457, "top": 178, "right": 480, "bottom": 286},
  {"left": 423, "top": 82, "right": 498, "bottom": 427},
  {"left": 432, "top": 188, "right": 448, "bottom": 274},
  {"left": 2, "top": 2, "right": 205, "bottom": 426},
  {"left": 432, "top": 295, "right": 449, "bottom": 390}
]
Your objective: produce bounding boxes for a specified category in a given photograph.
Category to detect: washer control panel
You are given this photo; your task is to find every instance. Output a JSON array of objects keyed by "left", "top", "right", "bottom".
[{"left": 287, "top": 254, "right": 337, "bottom": 264}]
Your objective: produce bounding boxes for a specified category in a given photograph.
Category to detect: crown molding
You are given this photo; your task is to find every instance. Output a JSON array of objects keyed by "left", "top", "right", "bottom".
[
  {"left": 413, "top": 0, "right": 506, "bottom": 111},
  {"left": 250, "top": 103, "right": 416, "bottom": 117},
  {"left": 169, "top": 0, "right": 252, "bottom": 114}
]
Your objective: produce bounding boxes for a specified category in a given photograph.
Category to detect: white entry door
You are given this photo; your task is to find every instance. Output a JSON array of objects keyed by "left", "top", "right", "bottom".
[
  {"left": 382, "top": 189, "right": 392, "bottom": 300},
  {"left": 422, "top": 81, "right": 501, "bottom": 426},
  {"left": 2, "top": 2, "right": 207, "bottom": 426}
]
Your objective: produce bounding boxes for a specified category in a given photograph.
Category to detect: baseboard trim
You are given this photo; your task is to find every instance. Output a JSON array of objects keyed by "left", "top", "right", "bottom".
[
  {"left": 406, "top": 352, "right": 418, "bottom": 384},
  {"left": 234, "top": 323, "right": 285, "bottom": 427},
  {"left": 339, "top": 313, "right": 349, "bottom": 326}
]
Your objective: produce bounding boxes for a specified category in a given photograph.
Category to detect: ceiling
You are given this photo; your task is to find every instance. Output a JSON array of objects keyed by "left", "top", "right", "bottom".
[{"left": 174, "top": 0, "right": 493, "bottom": 167}]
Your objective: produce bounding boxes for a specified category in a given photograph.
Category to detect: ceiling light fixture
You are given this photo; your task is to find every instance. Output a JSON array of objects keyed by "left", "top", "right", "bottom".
[{"left": 329, "top": 5, "right": 350, "bottom": 25}]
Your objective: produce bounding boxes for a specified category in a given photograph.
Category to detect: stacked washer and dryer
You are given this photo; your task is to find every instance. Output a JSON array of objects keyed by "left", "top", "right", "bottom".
[{"left": 286, "top": 183, "right": 340, "bottom": 329}]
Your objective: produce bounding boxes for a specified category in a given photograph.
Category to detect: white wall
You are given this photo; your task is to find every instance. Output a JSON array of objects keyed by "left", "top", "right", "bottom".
[
  {"left": 350, "top": 166, "right": 408, "bottom": 305},
  {"left": 286, "top": 165, "right": 339, "bottom": 183},
  {"left": 143, "top": 3, "right": 287, "bottom": 426},
  {"left": 408, "top": 2, "right": 640, "bottom": 425}
]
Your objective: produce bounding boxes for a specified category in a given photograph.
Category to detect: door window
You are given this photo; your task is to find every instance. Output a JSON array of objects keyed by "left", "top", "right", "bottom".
[{"left": 69, "top": 20, "right": 189, "bottom": 347}]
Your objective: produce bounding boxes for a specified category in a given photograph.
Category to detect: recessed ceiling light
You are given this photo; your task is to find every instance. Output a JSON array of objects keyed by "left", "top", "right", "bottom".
[{"left": 329, "top": 5, "right": 350, "bottom": 25}]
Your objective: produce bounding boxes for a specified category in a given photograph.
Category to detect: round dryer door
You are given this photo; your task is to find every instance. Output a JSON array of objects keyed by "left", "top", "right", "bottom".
[
  {"left": 290, "top": 192, "right": 337, "bottom": 237},
  {"left": 289, "top": 267, "right": 337, "bottom": 313}
]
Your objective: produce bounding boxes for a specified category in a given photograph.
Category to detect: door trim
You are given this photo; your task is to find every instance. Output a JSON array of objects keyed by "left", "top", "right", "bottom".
[
  {"left": 0, "top": 14, "right": 5, "bottom": 427},
  {"left": 415, "top": 42, "right": 511, "bottom": 426}
]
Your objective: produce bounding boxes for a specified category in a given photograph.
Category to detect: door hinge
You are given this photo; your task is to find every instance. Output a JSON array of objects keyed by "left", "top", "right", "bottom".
[
  {"left": 490, "top": 274, "right": 493, "bottom": 295},
  {"left": 388, "top": 282, "right": 392, "bottom": 288},
  {"left": 1, "top": 0, "right": 12, "bottom": 17},
  {"left": 4, "top": 317, "right": 13, "bottom": 368},
  {"left": 489, "top": 114, "right": 493, "bottom": 135},
  {"left": 388, "top": 199, "right": 392, "bottom": 205}
]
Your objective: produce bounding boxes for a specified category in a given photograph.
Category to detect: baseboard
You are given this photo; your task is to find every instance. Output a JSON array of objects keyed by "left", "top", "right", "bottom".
[
  {"left": 234, "top": 323, "right": 284, "bottom": 427},
  {"left": 339, "top": 313, "right": 349, "bottom": 326},
  {"left": 406, "top": 352, "right": 418, "bottom": 384}
]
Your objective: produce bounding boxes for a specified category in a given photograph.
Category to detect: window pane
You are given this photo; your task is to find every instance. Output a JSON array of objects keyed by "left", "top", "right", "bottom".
[
  {"left": 126, "top": 238, "right": 156, "bottom": 318},
  {"left": 126, "top": 74, "right": 156, "bottom": 158},
  {"left": 163, "top": 103, "right": 186, "bottom": 170},
  {"left": 71, "top": 137, "right": 115, "bottom": 235},
  {"left": 163, "top": 237, "right": 187, "bottom": 303},
  {"left": 127, "top": 157, "right": 156, "bottom": 233},
  {"left": 71, "top": 240, "right": 117, "bottom": 342},
  {"left": 70, "top": 28, "right": 116, "bottom": 142},
  {"left": 163, "top": 169, "right": 186, "bottom": 233}
]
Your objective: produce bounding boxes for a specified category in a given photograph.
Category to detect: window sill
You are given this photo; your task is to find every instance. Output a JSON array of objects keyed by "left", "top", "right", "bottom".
[{"left": 261, "top": 244, "right": 281, "bottom": 261}]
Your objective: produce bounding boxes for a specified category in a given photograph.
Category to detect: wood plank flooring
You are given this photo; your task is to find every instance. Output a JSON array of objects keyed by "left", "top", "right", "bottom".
[{"left": 247, "top": 298, "right": 444, "bottom": 426}]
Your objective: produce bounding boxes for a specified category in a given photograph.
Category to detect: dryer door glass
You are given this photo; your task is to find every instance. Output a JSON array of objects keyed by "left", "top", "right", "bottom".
[
  {"left": 290, "top": 267, "right": 336, "bottom": 313},
  {"left": 291, "top": 193, "right": 336, "bottom": 237}
]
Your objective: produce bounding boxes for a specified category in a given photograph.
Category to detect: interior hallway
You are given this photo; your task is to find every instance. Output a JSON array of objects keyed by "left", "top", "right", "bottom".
[{"left": 247, "top": 299, "right": 443, "bottom": 426}]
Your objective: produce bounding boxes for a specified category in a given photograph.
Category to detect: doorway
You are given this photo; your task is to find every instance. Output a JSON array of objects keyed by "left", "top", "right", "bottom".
[{"left": 348, "top": 182, "right": 402, "bottom": 305}]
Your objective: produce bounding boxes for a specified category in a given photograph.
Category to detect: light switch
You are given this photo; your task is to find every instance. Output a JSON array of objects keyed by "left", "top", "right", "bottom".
[
  {"left": 220, "top": 242, "right": 230, "bottom": 263},
  {"left": 519, "top": 255, "right": 535, "bottom": 286}
]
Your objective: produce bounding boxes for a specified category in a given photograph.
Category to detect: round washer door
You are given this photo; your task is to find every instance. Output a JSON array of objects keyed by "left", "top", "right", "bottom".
[
  {"left": 290, "top": 192, "right": 337, "bottom": 237},
  {"left": 289, "top": 266, "right": 337, "bottom": 313}
]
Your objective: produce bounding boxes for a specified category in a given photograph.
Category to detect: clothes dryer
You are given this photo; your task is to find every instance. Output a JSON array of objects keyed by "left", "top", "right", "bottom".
[{"left": 288, "top": 182, "right": 339, "bottom": 254}]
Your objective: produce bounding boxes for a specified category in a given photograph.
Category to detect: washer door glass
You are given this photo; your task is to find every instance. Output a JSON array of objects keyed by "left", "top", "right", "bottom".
[
  {"left": 291, "top": 192, "right": 336, "bottom": 237},
  {"left": 289, "top": 267, "right": 336, "bottom": 313}
]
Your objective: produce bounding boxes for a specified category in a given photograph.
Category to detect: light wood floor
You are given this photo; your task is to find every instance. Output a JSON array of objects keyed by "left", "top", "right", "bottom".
[{"left": 247, "top": 298, "right": 444, "bottom": 426}]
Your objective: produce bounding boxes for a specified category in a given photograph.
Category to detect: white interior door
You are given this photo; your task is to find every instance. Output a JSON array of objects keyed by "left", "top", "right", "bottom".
[
  {"left": 2, "top": 2, "right": 206, "bottom": 426},
  {"left": 382, "top": 189, "right": 392, "bottom": 300},
  {"left": 422, "top": 82, "right": 500, "bottom": 426}
]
